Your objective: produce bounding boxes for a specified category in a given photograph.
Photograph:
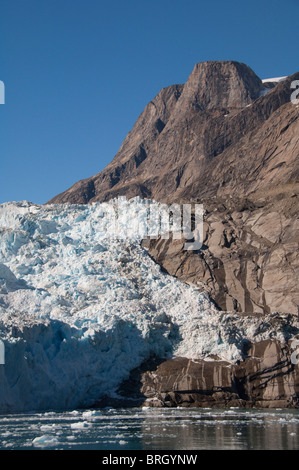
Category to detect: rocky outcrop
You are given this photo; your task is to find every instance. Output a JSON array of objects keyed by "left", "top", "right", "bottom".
[
  {"left": 107, "top": 338, "right": 299, "bottom": 409},
  {"left": 143, "top": 184, "right": 299, "bottom": 315}
]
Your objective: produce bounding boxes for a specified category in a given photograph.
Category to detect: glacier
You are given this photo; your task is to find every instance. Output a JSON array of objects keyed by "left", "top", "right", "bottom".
[{"left": 0, "top": 199, "right": 298, "bottom": 413}]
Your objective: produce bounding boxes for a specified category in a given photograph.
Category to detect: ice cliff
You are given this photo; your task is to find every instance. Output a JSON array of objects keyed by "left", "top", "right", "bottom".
[{"left": 0, "top": 199, "right": 298, "bottom": 413}]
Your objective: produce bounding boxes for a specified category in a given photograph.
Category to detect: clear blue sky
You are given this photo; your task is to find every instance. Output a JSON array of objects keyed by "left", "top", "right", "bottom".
[{"left": 1, "top": 0, "right": 298, "bottom": 204}]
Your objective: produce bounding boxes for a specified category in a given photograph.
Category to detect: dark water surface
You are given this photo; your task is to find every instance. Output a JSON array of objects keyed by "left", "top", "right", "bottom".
[{"left": 0, "top": 407, "right": 298, "bottom": 450}]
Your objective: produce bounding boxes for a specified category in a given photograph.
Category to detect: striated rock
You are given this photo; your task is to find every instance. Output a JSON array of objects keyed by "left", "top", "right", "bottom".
[
  {"left": 140, "top": 357, "right": 243, "bottom": 409},
  {"left": 143, "top": 185, "right": 299, "bottom": 314},
  {"left": 234, "top": 339, "right": 299, "bottom": 408},
  {"left": 111, "top": 338, "right": 299, "bottom": 409}
]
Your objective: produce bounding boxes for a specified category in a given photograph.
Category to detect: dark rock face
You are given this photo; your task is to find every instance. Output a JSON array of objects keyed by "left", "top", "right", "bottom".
[{"left": 107, "top": 339, "right": 299, "bottom": 409}]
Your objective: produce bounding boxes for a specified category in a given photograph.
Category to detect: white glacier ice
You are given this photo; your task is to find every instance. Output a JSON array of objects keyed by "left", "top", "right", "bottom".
[
  {"left": 0, "top": 199, "right": 298, "bottom": 413},
  {"left": 32, "top": 435, "right": 59, "bottom": 447}
]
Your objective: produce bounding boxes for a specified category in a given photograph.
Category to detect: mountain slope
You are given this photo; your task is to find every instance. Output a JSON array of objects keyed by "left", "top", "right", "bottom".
[{"left": 48, "top": 61, "right": 299, "bottom": 205}]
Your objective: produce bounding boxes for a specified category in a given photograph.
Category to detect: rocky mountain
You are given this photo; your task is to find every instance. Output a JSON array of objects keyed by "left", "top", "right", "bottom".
[
  {"left": 1, "top": 61, "right": 298, "bottom": 411},
  {"left": 49, "top": 61, "right": 299, "bottom": 204},
  {"left": 48, "top": 60, "right": 299, "bottom": 317}
]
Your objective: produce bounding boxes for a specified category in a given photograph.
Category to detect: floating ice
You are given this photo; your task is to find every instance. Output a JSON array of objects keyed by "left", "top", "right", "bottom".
[
  {"left": 70, "top": 421, "right": 91, "bottom": 429},
  {"left": 32, "top": 435, "right": 59, "bottom": 448}
]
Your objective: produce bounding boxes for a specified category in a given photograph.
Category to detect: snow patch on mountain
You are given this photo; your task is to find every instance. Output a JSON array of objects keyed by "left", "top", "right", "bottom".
[
  {"left": 0, "top": 200, "right": 298, "bottom": 413},
  {"left": 261, "top": 77, "right": 287, "bottom": 83}
]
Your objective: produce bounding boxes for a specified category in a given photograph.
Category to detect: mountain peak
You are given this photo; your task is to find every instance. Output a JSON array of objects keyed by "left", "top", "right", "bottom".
[
  {"left": 181, "top": 60, "right": 263, "bottom": 110},
  {"left": 48, "top": 61, "right": 298, "bottom": 206}
]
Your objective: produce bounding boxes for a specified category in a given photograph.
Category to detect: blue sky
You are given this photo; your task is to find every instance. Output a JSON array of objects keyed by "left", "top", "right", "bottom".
[{"left": 1, "top": 0, "right": 298, "bottom": 204}]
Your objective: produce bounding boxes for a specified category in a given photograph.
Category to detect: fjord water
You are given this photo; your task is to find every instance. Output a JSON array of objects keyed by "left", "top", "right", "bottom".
[{"left": 0, "top": 407, "right": 298, "bottom": 450}]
